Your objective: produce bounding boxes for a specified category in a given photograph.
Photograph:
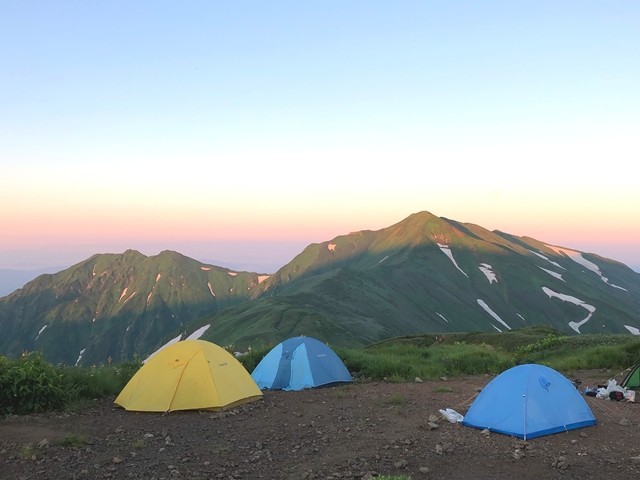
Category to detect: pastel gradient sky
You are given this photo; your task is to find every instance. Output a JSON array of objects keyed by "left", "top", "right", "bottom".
[{"left": 2, "top": 1, "right": 639, "bottom": 273}]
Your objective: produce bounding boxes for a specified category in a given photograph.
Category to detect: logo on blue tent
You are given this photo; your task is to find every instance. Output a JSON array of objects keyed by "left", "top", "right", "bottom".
[
  {"left": 251, "top": 336, "right": 352, "bottom": 391},
  {"left": 461, "top": 364, "right": 596, "bottom": 440}
]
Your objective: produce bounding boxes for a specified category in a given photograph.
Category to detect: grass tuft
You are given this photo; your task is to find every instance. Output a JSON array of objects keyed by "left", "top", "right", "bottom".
[{"left": 60, "top": 433, "right": 88, "bottom": 447}]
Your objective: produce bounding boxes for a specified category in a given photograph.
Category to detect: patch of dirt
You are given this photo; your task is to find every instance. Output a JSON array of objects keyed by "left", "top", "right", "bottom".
[{"left": 1, "top": 370, "right": 639, "bottom": 479}]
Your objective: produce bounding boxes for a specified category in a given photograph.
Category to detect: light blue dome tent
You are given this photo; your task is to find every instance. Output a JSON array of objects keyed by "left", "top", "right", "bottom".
[
  {"left": 462, "top": 364, "right": 596, "bottom": 440},
  {"left": 251, "top": 336, "right": 352, "bottom": 391}
]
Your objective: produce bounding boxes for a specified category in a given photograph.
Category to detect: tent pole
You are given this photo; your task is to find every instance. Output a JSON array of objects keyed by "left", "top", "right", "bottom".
[{"left": 522, "top": 393, "right": 527, "bottom": 441}]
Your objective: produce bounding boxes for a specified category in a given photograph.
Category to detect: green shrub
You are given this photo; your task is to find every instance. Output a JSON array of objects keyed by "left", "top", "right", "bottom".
[
  {"left": 434, "top": 343, "right": 514, "bottom": 376},
  {"left": 59, "top": 358, "right": 142, "bottom": 401},
  {"left": 622, "top": 340, "right": 640, "bottom": 363},
  {"left": 237, "top": 346, "right": 272, "bottom": 372},
  {"left": 515, "top": 335, "right": 640, "bottom": 371},
  {"left": 337, "top": 342, "right": 513, "bottom": 381},
  {"left": 0, "top": 352, "right": 67, "bottom": 415}
]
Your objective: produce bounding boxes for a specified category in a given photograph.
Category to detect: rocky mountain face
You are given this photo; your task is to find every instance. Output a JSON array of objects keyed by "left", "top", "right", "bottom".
[
  {"left": 0, "top": 249, "right": 268, "bottom": 365},
  {"left": 2, "top": 211, "right": 639, "bottom": 365}
]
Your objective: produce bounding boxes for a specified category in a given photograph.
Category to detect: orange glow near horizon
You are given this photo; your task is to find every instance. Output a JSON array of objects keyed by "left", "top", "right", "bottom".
[
  {"left": 2, "top": 158, "right": 639, "bottom": 268},
  {"left": 3, "top": 201, "right": 639, "bottom": 248}
]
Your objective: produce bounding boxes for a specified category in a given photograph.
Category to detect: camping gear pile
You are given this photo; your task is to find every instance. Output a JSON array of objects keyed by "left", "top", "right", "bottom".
[
  {"left": 598, "top": 380, "right": 635, "bottom": 402},
  {"left": 582, "top": 373, "right": 637, "bottom": 403}
]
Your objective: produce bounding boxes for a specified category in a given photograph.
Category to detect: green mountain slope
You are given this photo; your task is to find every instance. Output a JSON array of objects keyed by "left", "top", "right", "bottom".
[
  {"left": 189, "top": 212, "right": 640, "bottom": 350},
  {"left": 0, "top": 250, "right": 265, "bottom": 365}
]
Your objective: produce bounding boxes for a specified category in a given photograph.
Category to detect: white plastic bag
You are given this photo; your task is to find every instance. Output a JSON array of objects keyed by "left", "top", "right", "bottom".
[
  {"left": 439, "top": 408, "right": 464, "bottom": 423},
  {"left": 595, "top": 378, "right": 629, "bottom": 400}
]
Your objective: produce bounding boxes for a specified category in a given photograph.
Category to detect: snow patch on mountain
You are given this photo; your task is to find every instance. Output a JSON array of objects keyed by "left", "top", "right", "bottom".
[
  {"left": 143, "top": 325, "right": 212, "bottom": 363},
  {"left": 118, "top": 288, "right": 128, "bottom": 302},
  {"left": 186, "top": 324, "right": 210, "bottom": 340},
  {"left": 35, "top": 324, "right": 47, "bottom": 340},
  {"left": 122, "top": 291, "right": 137, "bottom": 305},
  {"left": 146, "top": 274, "right": 162, "bottom": 304},
  {"left": 528, "top": 249, "right": 564, "bottom": 269},
  {"left": 75, "top": 348, "right": 86, "bottom": 366},
  {"left": 145, "top": 333, "right": 182, "bottom": 363},
  {"left": 479, "top": 263, "right": 497, "bottom": 284},
  {"left": 477, "top": 299, "right": 511, "bottom": 330},
  {"left": 541, "top": 286, "right": 595, "bottom": 333},
  {"left": 624, "top": 325, "right": 640, "bottom": 335},
  {"left": 436, "top": 312, "right": 448, "bottom": 323},
  {"left": 437, "top": 243, "right": 468, "bottom": 277},
  {"left": 546, "top": 245, "right": 627, "bottom": 291},
  {"left": 539, "top": 267, "right": 565, "bottom": 282}
]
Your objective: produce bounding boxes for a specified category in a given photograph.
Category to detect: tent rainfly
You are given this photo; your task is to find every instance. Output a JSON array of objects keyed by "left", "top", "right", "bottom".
[
  {"left": 115, "top": 339, "right": 263, "bottom": 412},
  {"left": 251, "top": 336, "right": 352, "bottom": 391},
  {"left": 461, "top": 363, "right": 596, "bottom": 440},
  {"left": 621, "top": 364, "right": 640, "bottom": 390}
]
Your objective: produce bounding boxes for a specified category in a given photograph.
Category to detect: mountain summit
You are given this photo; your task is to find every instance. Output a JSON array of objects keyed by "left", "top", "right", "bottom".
[
  {"left": 189, "top": 211, "right": 640, "bottom": 350},
  {"left": 0, "top": 249, "right": 266, "bottom": 365}
]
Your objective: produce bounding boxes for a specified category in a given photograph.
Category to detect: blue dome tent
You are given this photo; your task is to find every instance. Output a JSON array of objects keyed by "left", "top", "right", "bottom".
[
  {"left": 251, "top": 336, "right": 352, "bottom": 391},
  {"left": 462, "top": 364, "right": 596, "bottom": 440}
]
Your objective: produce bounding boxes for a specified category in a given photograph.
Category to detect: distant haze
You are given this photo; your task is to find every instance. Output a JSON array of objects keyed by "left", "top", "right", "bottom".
[{"left": 0, "top": 228, "right": 638, "bottom": 278}]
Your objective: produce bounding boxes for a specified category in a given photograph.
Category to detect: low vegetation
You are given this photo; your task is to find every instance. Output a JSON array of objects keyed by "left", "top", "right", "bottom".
[
  {"left": 0, "top": 352, "right": 141, "bottom": 415},
  {"left": 1, "top": 327, "right": 639, "bottom": 415}
]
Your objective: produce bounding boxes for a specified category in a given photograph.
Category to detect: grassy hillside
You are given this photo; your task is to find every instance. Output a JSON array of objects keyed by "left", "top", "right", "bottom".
[
  {"left": 339, "top": 326, "right": 640, "bottom": 382},
  {"left": 2, "top": 327, "right": 639, "bottom": 415}
]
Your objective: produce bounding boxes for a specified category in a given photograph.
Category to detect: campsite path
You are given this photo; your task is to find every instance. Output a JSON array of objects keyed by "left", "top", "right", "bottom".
[{"left": 1, "top": 370, "right": 639, "bottom": 480}]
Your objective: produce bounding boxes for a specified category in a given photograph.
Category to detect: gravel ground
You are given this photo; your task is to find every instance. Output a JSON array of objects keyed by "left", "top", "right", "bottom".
[{"left": 1, "top": 369, "right": 639, "bottom": 480}]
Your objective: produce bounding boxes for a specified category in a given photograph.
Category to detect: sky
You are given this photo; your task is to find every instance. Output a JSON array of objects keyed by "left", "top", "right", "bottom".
[{"left": 1, "top": 1, "right": 639, "bottom": 274}]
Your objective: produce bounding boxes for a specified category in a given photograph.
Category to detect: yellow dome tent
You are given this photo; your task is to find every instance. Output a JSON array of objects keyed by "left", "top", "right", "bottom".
[{"left": 115, "top": 339, "right": 263, "bottom": 412}]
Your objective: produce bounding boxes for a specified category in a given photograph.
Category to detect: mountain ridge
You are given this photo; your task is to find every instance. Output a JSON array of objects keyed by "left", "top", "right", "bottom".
[
  {"left": 1, "top": 211, "right": 638, "bottom": 365},
  {"left": 0, "top": 249, "right": 266, "bottom": 365},
  {"left": 188, "top": 212, "right": 639, "bottom": 350}
]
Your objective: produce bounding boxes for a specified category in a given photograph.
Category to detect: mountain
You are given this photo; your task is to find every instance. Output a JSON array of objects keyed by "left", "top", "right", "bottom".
[
  {"left": 0, "top": 249, "right": 268, "bottom": 365},
  {"left": 1, "top": 211, "right": 639, "bottom": 365},
  {"left": 0, "top": 267, "right": 66, "bottom": 298},
  {"left": 186, "top": 211, "right": 640, "bottom": 350}
]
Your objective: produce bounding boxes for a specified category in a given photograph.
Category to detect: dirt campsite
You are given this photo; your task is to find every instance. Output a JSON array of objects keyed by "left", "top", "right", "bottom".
[{"left": 1, "top": 369, "right": 639, "bottom": 480}]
